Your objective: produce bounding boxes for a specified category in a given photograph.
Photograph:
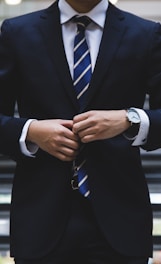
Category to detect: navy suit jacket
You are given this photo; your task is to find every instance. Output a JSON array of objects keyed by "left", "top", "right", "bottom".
[{"left": 0, "top": 0, "right": 161, "bottom": 259}]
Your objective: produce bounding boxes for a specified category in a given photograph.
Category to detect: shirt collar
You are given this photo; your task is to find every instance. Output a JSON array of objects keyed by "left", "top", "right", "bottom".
[{"left": 58, "top": 0, "right": 109, "bottom": 29}]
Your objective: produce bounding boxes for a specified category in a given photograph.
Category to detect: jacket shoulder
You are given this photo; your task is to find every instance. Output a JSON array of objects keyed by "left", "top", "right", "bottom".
[
  {"left": 110, "top": 3, "right": 159, "bottom": 30},
  {"left": 1, "top": 1, "right": 57, "bottom": 29}
]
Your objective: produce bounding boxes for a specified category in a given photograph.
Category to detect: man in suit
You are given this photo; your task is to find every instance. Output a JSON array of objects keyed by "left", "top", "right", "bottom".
[{"left": 0, "top": 0, "right": 161, "bottom": 263}]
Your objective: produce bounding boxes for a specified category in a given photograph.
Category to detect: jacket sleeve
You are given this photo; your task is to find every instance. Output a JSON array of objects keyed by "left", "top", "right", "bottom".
[
  {"left": 143, "top": 22, "right": 161, "bottom": 151},
  {"left": 0, "top": 20, "right": 28, "bottom": 159}
]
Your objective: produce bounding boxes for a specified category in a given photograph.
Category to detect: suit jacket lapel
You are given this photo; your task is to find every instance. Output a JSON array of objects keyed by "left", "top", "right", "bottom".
[
  {"left": 38, "top": 1, "right": 79, "bottom": 111},
  {"left": 37, "top": 2, "right": 126, "bottom": 112},
  {"left": 82, "top": 3, "right": 127, "bottom": 111}
]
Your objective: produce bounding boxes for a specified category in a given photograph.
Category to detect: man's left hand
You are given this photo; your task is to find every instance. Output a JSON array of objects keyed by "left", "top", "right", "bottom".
[{"left": 73, "top": 110, "right": 130, "bottom": 143}]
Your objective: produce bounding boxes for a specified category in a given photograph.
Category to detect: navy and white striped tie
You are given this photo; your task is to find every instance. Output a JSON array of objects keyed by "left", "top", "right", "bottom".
[
  {"left": 72, "top": 16, "right": 92, "bottom": 198},
  {"left": 73, "top": 16, "right": 92, "bottom": 107}
]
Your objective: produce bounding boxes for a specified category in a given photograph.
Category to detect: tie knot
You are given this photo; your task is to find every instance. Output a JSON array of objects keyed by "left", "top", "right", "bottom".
[{"left": 74, "top": 16, "right": 91, "bottom": 32}]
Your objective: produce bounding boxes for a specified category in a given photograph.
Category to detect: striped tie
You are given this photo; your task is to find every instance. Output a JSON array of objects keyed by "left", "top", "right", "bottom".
[
  {"left": 72, "top": 16, "right": 92, "bottom": 198},
  {"left": 73, "top": 16, "right": 92, "bottom": 108}
]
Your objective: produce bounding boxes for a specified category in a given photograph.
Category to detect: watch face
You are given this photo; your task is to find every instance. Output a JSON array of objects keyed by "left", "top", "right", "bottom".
[{"left": 128, "top": 110, "right": 141, "bottom": 124}]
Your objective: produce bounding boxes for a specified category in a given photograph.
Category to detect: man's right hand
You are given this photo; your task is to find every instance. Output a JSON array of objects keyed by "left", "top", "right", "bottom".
[{"left": 26, "top": 119, "right": 80, "bottom": 161}]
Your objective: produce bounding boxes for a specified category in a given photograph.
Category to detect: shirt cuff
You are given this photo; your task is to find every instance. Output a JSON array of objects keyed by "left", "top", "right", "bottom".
[
  {"left": 19, "top": 119, "right": 39, "bottom": 157},
  {"left": 125, "top": 108, "right": 150, "bottom": 146}
]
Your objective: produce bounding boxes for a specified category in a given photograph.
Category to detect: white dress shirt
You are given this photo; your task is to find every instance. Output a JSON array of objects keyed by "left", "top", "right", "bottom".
[{"left": 19, "top": 0, "right": 150, "bottom": 156}]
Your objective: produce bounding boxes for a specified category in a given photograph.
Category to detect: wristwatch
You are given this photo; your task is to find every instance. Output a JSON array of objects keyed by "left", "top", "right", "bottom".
[{"left": 126, "top": 108, "right": 141, "bottom": 126}]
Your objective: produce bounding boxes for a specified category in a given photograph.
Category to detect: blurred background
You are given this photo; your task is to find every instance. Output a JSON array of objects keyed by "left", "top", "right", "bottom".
[{"left": 0, "top": 0, "right": 161, "bottom": 263}]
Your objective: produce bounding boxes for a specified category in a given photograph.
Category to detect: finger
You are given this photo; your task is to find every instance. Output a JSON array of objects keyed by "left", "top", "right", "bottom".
[
  {"left": 57, "top": 147, "right": 79, "bottom": 161},
  {"left": 73, "top": 112, "right": 89, "bottom": 123},
  {"left": 80, "top": 134, "right": 96, "bottom": 143},
  {"left": 65, "top": 128, "right": 80, "bottom": 142},
  {"left": 62, "top": 137, "right": 80, "bottom": 150},
  {"left": 61, "top": 119, "right": 74, "bottom": 129},
  {"left": 77, "top": 126, "right": 95, "bottom": 139},
  {"left": 73, "top": 119, "right": 91, "bottom": 134},
  {"left": 55, "top": 152, "right": 76, "bottom": 162},
  {"left": 58, "top": 122, "right": 79, "bottom": 141}
]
